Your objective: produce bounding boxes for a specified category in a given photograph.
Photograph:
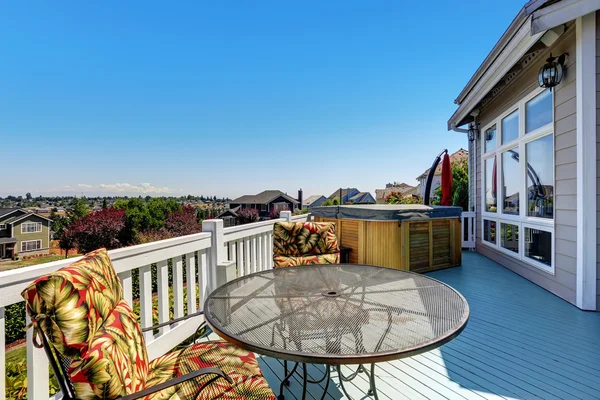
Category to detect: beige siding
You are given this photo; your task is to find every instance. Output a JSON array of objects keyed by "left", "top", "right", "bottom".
[
  {"left": 475, "top": 26, "right": 578, "bottom": 305},
  {"left": 596, "top": 12, "right": 600, "bottom": 310},
  {"left": 13, "top": 215, "right": 51, "bottom": 256}
]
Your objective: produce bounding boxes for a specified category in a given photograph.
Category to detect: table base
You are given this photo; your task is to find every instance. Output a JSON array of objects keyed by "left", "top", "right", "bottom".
[{"left": 278, "top": 361, "right": 379, "bottom": 400}]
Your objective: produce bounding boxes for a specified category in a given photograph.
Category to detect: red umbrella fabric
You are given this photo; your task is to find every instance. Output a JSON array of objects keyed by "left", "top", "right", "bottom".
[{"left": 441, "top": 153, "right": 452, "bottom": 206}]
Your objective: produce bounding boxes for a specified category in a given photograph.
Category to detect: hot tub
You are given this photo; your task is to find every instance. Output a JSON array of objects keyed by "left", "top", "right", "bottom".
[{"left": 311, "top": 204, "right": 463, "bottom": 273}]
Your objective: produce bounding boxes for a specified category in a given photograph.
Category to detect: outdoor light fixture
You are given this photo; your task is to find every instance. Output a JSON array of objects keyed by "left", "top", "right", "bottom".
[
  {"left": 468, "top": 123, "right": 479, "bottom": 142},
  {"left": 538, "top": 53, "right": 567, "bottom": 90}
]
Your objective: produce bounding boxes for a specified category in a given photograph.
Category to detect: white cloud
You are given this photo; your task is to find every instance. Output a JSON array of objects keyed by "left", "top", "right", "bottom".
[
  {"left": 97, "top": 183, "right": 176, "bottom": 194},
  {"left": 77, "top": 184, "right": 92, "bottom": 188}
]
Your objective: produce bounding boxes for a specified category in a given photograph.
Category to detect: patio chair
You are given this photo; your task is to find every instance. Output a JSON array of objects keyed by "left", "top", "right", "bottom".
[
  {"left": 21, "top": 248, "right": 275, "bottom": 400},
  {"left": 272, "top": 222, "right": 340, "bottom": 268}
]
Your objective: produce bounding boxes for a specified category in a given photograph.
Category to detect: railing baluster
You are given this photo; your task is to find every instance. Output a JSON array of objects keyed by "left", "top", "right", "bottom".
[
  {"left": 256, "top": 234, "right": 263, "bottom": 271},
  {"left": 0, "top": 307, "right": 5, "bottom": 400},
  {"left": 157, "top": 260, "right": 170, "bottom": 335},
  {"left": 173, "top": 256, "right": 184, "bottom": 323},
  {"left": 261, "top": 233, "right": 268, "bottom": 271},
  {"left": 26, "top": 313, "right": 49, "bottom": 400},
  {"left": 186, "top": 252, "right": 197, "bottom": 314},
  {"left": 198, "top": 249, "right": 208, "bottom": 310},
  {"left": 236, "top": 240, "right": 244, "bottom": 277},
  {"left": 251, "top": 235, "right": 258, "bottom": 273},
  {"left": 267, "top": 231, "right": 273, "bottom": 269},
  {"left": 139, "top": 264, "right": 153, "bottom": 342},
  {"left": 120, "top": 270, "right": 133, "bottom": 307},
  {"left": 244, "top": 237, "right": 251, "bottom": 275}
]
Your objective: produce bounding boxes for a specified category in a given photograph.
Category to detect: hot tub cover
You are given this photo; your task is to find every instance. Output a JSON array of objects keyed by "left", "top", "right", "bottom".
[{"left": 310, "top": 205, "right": 463, "bottom": 221}]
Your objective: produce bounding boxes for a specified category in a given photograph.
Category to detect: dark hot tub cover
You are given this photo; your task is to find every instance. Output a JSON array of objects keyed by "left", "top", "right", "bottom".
[{"left": 310, "top": 205, "right": 462, "bottom": 221}]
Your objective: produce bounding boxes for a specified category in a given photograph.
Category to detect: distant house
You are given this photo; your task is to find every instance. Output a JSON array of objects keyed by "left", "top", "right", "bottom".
[
  {"left": 229, "top": 190, "right": 300, "bottom": 219},
  {"left": 327, "top": 188, "right": 375, "bottom": 204},
  {"left": 375, "top": 183, "right": 416, "bottom": 204},
  {"left": 217, "top": 206, "right": 240, "bottom": 227},
  {"left": 302, "top": 195, "right": 326, "bottom": 209},
  {"left": 0, "top": 208, "right": 52, "bottom": 259},
  {"left": 415, "top": 149, "right": 468, "bottom": 199}
]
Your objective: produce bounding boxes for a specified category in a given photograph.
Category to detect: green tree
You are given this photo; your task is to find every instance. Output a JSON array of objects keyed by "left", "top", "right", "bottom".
[
  {"left": 102, "top": 197, "right": 108, "bottom": 209},
  {"left": 322, "top": 197, "right": 340, "bottom": 206},
  {"left": 69, "top": 196, "right": 90, "bottom": 220}
]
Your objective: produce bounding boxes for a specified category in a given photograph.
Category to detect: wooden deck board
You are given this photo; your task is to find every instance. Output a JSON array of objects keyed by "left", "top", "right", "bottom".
[{"left": 210, "top": 252, "right": 600, "bottom": 399}]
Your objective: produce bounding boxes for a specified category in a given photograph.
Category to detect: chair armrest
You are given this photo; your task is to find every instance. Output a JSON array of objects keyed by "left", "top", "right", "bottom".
[
  {"left": 142, "top": 310, "right": 205, "bottom": 333},
  {"left": 115, "top": 367, "right": 232, "bottom": 400}
]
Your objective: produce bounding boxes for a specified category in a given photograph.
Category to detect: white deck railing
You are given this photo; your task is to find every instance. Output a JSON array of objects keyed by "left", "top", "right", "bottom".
[
  {"left": 461, "top": 211, "right": 476, "bottom": 250},
  {"left": 1, "top": 210, "right": 474, "bottom": 400}
]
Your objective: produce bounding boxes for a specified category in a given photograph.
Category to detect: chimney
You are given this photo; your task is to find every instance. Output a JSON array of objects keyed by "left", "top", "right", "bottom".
[{"left": 297, "top": 189, "right": 303, "bottom": 210}]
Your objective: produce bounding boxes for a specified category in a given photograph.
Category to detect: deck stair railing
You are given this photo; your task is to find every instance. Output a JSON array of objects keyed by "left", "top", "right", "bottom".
[{"left": 0, "top": 210, "right": 474, "bottom": 400}]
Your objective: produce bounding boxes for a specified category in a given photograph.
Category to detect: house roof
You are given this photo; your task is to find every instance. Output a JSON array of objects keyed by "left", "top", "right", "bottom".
[
  {"left": 375, "top": 184, "right": 416, "bottom": 202},
  {"left": 416, "top": 149, "right": 469, "bottom": 180},
  {"left": 447, "top": 1, "right": 559, "bottom": 130},
  {"left": 217, "top": 206, "right": 240, "bottom": 218},
  {"left": 6, "top": 212, "right": 53, "bottom": 224},
  {"left": 349, "top": 192, "right": 375, "bottom": 203},
  {"left": 231, "top": 190, "right": 299, "bottom": 205},
  {"left": 303, "top": 195, "right": 325, "bottom": 206},
  {"left": 0, "top": 237, "right": 17, "bottom": 244},
  {"left": 0, "top": 208, "right": 22, "bottom": 219},
  {"left": 328, "top": 188, "right": 358, "bottom": 200}
]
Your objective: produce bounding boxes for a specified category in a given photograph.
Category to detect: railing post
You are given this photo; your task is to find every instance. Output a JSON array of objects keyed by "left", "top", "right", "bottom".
[
  {"left": 280, "top": 210, "right": 292, "bottom": 222},
  {"left": 26, "top": 314, "right": 49, "bottom": 400},
  {"left": 202, "top": 219, "right": 225, "bottom": 294}
]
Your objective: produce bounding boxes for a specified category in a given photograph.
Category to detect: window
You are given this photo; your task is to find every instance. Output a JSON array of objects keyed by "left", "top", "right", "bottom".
[
  {"left": 481, "top": 88, "right": 554, "bottom": 273},
  {"left": 500, "top": 222, "right": 519, "bottom": 253},
  {"left": 502, "top": 148, "right": 519, "bottom": 215},
  {"left": 21, "top": 240, "right": 42, "bottom": 252},
  {"left": 21, "top": 222, "right": 42, "bottom": 233},
  {"left": 483, "top": 220, "right": 496, "bottom": 244},
  {"left": 0, "top": 224, "right": 6, "bottom": 230},
  {"left": 502, "top": 110, "right": 519, "bottom": 144}
]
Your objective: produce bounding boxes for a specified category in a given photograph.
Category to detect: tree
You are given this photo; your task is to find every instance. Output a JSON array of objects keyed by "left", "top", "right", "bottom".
[
  {"left": 237, "top": 208, "right": 260, "bottom": 224},
  {"left": 385, "top": 193, "right": 422, "bottom": 205},
  {"left": 59, "top": 228, "right": 77, "bottom": 258},
  {"left": 25, "top": 192, "right": 32, "bottom": 200},
  {"left": 146, "top": 198, "right": 181, "bottom": 230},
  {"left": 66, "top": 208, "right": 127, "bottom": 253},
  {"left": 102, "top": 197, "right": 108, "bottom": 209},
  {"left": 69, "top": 196, "right": 90, "bottom": 220},
  {"left": 165, "top": 206, "right": 201, "bottom": 237},
  {"left": 322, "top": 197, "right": 340, "bottom": 206},
  {"left": 432, "top": 158, "right": 469, "bottom": 210}
]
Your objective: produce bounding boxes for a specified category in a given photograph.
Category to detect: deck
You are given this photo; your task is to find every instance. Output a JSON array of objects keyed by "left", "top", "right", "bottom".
[{"left": 212, "top": 251, "right": 600, "bottom": 400}]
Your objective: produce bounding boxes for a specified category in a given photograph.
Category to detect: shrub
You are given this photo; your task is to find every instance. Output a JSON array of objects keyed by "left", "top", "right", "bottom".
[
  {"left": 385, "top": 192, "right": 422, "bottom": 205},
  {"left": 237, "top": 208, "right": 260, "bottom": 224},
  {"left": 293, "top": 208, "right": 310, "bottom": 215},
  {"left": 269, "top": 208, "right": 281, "bottom": 219}
]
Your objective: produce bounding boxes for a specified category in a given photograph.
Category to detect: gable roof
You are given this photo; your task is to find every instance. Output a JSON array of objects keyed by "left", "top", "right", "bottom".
[
  {"left": 0, "top": 208, "right": 23, "bottom": 219},
  {"left": 6, "top": 212, "right": 53, "bottom": 224},
  {"left": 231, "top": 190, "right": 299, "bottom": 205},
  {"left": 328, "top": 188, "right": 358, "bottom": 200},
  {"left": 303, "top": 195, "right": 325, "bottom": 206},
  {"left": 217, "top": 205, "right": 240, "bottom": 218},
  {"left": 349, "top": 192, "right": 375, "bottom": 203},
  {"left": 416, "top": 149, "right": 469, "bottom": 180}
]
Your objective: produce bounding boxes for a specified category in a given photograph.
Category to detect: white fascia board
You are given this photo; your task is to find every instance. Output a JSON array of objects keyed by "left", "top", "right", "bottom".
[
  {"left": 449, "top": 16, "right": 543, "bottom": 129},
  {"left": 532, "top": 0, "right": 600, "bottom": 34},
  {"left": 575, "top": 13, "right": 597, "bottom": 310}
]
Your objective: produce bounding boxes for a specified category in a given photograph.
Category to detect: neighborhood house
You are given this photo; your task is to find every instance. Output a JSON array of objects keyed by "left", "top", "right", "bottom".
[{"left": 0, "top": 208, "right": 52, "bottom": 259}]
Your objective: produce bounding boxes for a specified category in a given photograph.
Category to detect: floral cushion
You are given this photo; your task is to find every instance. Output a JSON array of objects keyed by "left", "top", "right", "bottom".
[
  {"left": 273, "top": 222, "right": 339, "bottom": 257},
  {"left": 146, "top": 341, "right": 275, "bottom": 400},
  {"left": 273, "top": 254, "right": 339, "bottom": 269},
  {"left": 70, "top": 300, "right": 149, "bottom": 399},
  {"left": 21, "top": 248, "right": 125, "bottom": 358}
]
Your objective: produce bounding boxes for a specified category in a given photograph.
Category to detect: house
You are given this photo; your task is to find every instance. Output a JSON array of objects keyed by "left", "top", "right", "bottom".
[
  {"left": 447, "top": 0, "right": 600, "bottom": 311},
  {"left": 415, "top": 149, "right": 468, "bottom": 200},
  {"left": 229, "top": 190, "right": 300, "bottom": 219},
  {"left": 327, "top": 188, "right": 376, "bottom": 204},
  {"left": 302, "top": 195, "right": 326, "bottom": 209},
  {"left": 0, "top": 208, "right": 52, "bottom": 259},
  {"left": 375, "top": 182, "right": 416, "bottom": 204},
  {"left": 216, "top": 206, "right": 240, "bottom": 227}
]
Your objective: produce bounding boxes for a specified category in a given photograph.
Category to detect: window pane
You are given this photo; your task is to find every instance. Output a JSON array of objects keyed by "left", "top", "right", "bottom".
[
  {"left": 502, "top": 110, "right": 519, "bottom": 144},
  {"left": 500, "top": 223, "right": 519, "bottom": 253},
  {"left": 525, "top": 228, "right": 552, "bottom": 266},
  {"left": 526, "top": 135, "right": 554, "bottom": 218},
  {"left": 502, "top": 148, "right": 519, "bottom": 215},
  {"left": 483, "top": 220, "right": 496, "bottom": 244},
  {"left": 526, "top": 89, "right": 552, "bottom": 132},
  {"left": 485, "top": 125, "right": 497, "bottom": 152},
  {"left": 485, "top": 156, "right": 497, "bottom": 212}
]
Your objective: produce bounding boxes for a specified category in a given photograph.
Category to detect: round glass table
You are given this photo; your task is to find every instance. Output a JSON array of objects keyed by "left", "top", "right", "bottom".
[{"left": 205, "top": 264, "right": 469, "bottom": 400}]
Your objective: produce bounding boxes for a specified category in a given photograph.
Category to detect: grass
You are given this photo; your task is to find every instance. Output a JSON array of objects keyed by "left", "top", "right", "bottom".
[
  {"left": 6, "top": 344, "right": 26, "bottom": 363},
  {"left": 0, "top": 254, "right": 79, "bottom": 272}
]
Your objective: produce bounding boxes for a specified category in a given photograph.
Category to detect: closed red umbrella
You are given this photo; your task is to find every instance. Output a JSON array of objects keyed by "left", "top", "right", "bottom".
[{"left": 441, "top": 153, "right": 452, "bottom": 206}]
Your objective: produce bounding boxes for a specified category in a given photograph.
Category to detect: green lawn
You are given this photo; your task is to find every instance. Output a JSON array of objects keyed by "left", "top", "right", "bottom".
[{"left": 0, "top": 254, "right": 79, "bottom": 272}]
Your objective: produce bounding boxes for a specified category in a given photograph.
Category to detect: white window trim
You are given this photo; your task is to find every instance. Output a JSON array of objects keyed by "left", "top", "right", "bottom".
[
  {"left": 21, "top": 222, "right": 43, "bottom": 234},
  {"left": 21, "top": 239, "right": 42, "bottom": 252},
  {"left": 0, "top": 224, "right": 6, "bottom": 230},
  {"left": 480, "top": 86, "right": 555, "bottom": 274}
]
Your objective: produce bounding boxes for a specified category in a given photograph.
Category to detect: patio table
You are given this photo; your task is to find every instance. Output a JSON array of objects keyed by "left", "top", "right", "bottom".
[{"left": 204, "top": 264, "right": 469, "bottom": 400}]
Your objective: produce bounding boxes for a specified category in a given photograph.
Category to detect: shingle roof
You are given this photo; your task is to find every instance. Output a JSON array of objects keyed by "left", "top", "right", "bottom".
[
  {"left": 303, "top": 195, "right": 325, "bottom": 206},
  {"left": 0, "top": 237, "right": 17, "bottom": 244},
  {"left": 328, "top": 188, "right": 358, "bottom": 200},
  {"left": 416, "top": 149, "right": 469, "bottom": 180},
  {"left": 0, "top": 208, "right": 21, "bottom": 218},
  {"left": 231, "top": 190, "right": 299, "bottom": 205}
]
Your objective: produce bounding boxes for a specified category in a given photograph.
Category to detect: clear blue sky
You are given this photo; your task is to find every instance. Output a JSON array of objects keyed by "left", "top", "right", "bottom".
[{"left": 0, "top": 1, "right": 525, "bottom": 199}]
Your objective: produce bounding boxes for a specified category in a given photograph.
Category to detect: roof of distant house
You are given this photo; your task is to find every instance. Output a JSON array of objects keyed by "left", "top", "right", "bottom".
[
  {"left": 303, "top": 195, "right": 325, "bottom": 206},
  {"left": 0, "top": 208, "right": 21, "bottom": 218},
  {"left": 375, "top": 184, "right": 416, "bottom": 202},
  {"left": 231, "top": 190, "right": 299, "bottom": 205},
  {"left": 328, "top": 188, "right": 358, "bottom": 200},
  {"left": 416, "top": 149, "right": 468, "bottom": 180},
  {"left": 349, "top": 192, "right": 374, "bottom": 203}
]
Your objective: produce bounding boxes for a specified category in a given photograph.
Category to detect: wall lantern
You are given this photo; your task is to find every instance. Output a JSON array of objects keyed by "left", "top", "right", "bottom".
[
  {"left": 538, "top": 53, "right": 567, "bottom": 90},
  {"left": 467, "top": 123, "right": 479, "bottom": 142}
]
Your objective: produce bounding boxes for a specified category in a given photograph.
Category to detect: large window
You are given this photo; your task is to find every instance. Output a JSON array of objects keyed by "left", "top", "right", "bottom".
[
  {"left": 481, "top": 88, "right": 554, "bottom": 273},
  {"left": 21, "top": 240, "right": 42, "bottom": 252},
  {"left": 21, "top": 222, "right": 42, "bottom": 233}
]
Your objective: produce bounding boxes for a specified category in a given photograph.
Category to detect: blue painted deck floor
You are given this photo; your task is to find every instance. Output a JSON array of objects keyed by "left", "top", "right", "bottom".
[{"left": 244, "top": 252, "right": 600, "bottom": 400}]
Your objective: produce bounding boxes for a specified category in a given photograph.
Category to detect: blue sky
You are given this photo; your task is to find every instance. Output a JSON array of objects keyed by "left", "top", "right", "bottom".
[{"left": 0, "top": 1, "right": 525, "bottom": 199}]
